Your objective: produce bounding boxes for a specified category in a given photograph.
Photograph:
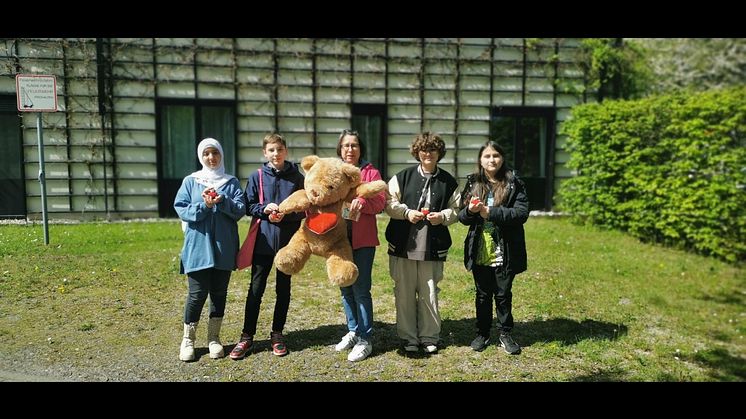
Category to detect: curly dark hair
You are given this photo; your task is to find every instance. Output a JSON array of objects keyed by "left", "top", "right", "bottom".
[{"left": 410, "top": 131, "right": 446, "bottom": 162}]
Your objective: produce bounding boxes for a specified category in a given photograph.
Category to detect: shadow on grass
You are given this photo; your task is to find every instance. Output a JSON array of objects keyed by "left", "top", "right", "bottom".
[
  {"left": 516, "top": 318, "right": 628, "bottom": 347},
  {"left": 261, "top": 316, "right": 628, "bottom": 361},
  {"left": 570, "top": 368, "right": 628, "bottom": 382},
  {"left": 690, "top": 348, "right": 746, "bottom": 381},
  {"left": 441, "top": 316, "right": 628, "bottom": 348},
  {"left": 700, "top": 288, "right": 746, "bottom": 308}
]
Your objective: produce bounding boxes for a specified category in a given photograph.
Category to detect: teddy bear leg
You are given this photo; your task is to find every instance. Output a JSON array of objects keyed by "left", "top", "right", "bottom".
[
  {"left": 326, "top": 253, "right": 359, "bottom": 288},
  {"left": 275, "top": 234, "right": 311, "bottom": 275}
]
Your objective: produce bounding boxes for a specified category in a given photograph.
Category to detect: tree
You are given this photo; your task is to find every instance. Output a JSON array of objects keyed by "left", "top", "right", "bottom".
[{"left": 629, "top": 38, "right": 746, "bottom": 94}]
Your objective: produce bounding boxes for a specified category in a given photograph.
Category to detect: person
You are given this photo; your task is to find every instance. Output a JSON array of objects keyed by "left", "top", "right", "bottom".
[
  {"left": 384, "top": 131, "right": 461, "bottom": 354},
  {"left": 229, "top": 133, "right": 305, "bottom": 359},
  {"left": 333, "top": 129, "right": 386, "bottom": 362},
  {"left": 174, "top": 138, "right": 246, "bottom": 362},
  {"left": 457, "top": 140, "right": 528, "bottom": 355}
]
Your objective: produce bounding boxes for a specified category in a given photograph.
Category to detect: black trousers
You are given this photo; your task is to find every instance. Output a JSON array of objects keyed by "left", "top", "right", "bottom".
[
  {"left": 241, "top": 253, "right": 291, "bottom": 336},
  {"left": 472, "top": 264, "right": 515, "bottom": 337},
  {"left": 184, "top": 268, "right": 231, "bottom": 324}
]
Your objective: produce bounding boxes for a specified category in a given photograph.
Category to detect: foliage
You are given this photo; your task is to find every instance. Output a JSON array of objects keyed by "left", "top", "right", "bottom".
[
  {"left": 559, "top": 87, "right": 746, "bottom": 262},
  {"left": 631, "top": 38, "right": 746, "bottom": 94},
  {"left": 580, "top": 38, "right": 652, "bottom": 101}
]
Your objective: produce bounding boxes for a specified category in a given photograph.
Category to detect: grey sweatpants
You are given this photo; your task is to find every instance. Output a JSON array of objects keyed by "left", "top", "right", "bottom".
[{"left": 389, "top": 255, "right": 444, "bottom": 346}]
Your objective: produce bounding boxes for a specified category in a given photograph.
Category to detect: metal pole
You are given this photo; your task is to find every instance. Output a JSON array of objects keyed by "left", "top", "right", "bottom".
[{"left": 37, "top": 112, "right": 49, "bottom": 245}]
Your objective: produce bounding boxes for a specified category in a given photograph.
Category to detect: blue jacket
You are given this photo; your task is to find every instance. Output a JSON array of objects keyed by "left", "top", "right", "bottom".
[
  {"left": 244, "top": 161, "right": 305, "bottom": 255},
  {"left": 174, "top": 176, "right": 246, "bottom": 274}
]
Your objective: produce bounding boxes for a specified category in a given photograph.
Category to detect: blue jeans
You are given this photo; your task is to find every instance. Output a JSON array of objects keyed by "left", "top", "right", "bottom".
[{"left": 340, "top": 247, "right": 375, "bottom": 339}]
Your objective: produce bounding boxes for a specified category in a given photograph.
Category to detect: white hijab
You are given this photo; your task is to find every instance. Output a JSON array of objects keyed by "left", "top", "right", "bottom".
[
  {"left": 189, "top": 138, "right": 236, "bottom": 190},
  {"left": 182, "top": 138, "right": 236, "bottom": 233}
]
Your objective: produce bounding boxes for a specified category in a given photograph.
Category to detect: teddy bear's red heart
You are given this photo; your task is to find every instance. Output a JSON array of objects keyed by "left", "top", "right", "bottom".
[{"left": 306, "top": 212, "right": 338, "bottom": 235}]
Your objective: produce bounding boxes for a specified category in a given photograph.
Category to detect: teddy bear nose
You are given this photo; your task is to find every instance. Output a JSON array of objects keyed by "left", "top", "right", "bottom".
[{"left": 310, "top": 189, "right": 319, "bottom": 198}]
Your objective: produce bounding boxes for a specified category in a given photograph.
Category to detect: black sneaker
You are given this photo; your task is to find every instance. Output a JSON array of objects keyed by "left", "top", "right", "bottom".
[
  {"left": 470, "top": 335, "right": 490, "bottom": 352},
  {"left": 498, "top": 332, "right": 521, "bottom": 355}
]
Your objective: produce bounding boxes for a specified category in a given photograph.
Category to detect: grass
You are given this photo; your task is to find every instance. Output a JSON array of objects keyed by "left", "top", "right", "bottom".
[{"left": 0, "top": 216, "right": 743, "bottom": 381}]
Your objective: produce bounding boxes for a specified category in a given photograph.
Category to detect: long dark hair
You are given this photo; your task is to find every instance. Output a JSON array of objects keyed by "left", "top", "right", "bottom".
[{"left": 465, "top": 140, "right": 513, "bottom": 207}]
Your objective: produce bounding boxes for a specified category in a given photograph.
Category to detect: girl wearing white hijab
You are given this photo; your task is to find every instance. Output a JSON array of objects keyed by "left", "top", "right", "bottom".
[{"left": 174, "top": 138, "right": 246, "bottom": 362}]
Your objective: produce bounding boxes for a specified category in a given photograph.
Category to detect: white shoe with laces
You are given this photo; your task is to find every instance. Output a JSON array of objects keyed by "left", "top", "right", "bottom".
[
  {"left": 335, "top": 331, "right": 358, "bottom": 352},
  {"left": 347, "top": 338, "right": 372, "bottom": 362}
]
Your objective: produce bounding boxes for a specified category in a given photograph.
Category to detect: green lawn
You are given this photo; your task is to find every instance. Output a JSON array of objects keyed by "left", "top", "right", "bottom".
[{"left": 0, "top": 216, "right": 743, "bottom": 381}]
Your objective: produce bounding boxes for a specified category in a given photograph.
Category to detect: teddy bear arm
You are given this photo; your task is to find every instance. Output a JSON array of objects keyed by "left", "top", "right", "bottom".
[
  {"left": 355, "top": 180, "right": 388, "bottom": 199},
  {"left": 278, "top": 190, "right": 311, "bottom": 213}
]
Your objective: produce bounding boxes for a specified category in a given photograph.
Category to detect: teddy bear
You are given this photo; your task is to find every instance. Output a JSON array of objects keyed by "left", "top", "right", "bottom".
[{"left": 274, "top": 155, "right": 388, "bottom": 287}]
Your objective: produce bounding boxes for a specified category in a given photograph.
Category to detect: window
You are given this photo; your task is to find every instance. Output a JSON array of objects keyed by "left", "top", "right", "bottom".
[
  {"left": 351, "top": 104, "right": 387, "bottom": 179},
  {"left": 0, "top": 96, "right": 25, "bottom": 217},
  {"left": 491, "top": 107, "right": 555, "bottom": 210},
  {"left": 156, "top": 100, "right": 236, "bottom": 218}
]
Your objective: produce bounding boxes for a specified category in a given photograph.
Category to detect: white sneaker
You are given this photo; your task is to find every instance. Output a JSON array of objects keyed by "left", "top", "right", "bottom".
[
  {"left": 335, "top": 331, "right": 358, "bottom": 352},
  {"left": 423, "top": 343, "right": 438, "bottom": 354},
  {"left": 347, "top": 338, "right": 372, "bottom": 362}
]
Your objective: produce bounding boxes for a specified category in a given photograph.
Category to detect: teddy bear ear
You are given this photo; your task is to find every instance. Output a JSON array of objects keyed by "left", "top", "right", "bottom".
[{"left": 301, "top": 155, "right": 319, "bottom": 172}]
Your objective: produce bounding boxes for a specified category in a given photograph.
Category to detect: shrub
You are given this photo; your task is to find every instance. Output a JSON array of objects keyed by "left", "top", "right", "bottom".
[{"left": 559, "top": 87, "right": 746, "bottom": 262}]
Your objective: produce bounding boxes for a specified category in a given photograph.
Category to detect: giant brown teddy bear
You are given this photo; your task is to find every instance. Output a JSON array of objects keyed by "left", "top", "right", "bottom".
[{"left": 275, "top": 155, "right": 387, "bottom": 287}]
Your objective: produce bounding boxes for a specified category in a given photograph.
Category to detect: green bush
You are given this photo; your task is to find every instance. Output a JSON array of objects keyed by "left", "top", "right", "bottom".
[{"left": 559, "top": 87, "right": 746, "bottom": 262}]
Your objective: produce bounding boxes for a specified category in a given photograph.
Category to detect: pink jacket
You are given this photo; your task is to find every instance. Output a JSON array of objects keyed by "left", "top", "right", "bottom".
[{"left": 351, "top": 161, "right": 386, "bottom": 249}]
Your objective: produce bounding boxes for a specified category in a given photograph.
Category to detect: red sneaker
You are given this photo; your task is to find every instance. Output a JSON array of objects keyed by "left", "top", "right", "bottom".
[
  {"left": 270, "top": 332, "right": 288, "bottom": 357},
  {"left": 229, "top": 333, "right": 253, "bottom": 360}
]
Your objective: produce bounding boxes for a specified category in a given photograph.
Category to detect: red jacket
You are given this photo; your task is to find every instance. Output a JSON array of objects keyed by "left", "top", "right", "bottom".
[{"left": 351, "top": 161, "right": 386, "bottom": 249}]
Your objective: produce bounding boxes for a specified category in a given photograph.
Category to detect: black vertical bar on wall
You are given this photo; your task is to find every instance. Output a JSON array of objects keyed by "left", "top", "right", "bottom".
[
  {"left": 12, "top": 39, "right": 21, "bottom": 73},
  {"left": 151, "top": 37, "right": 159, "bottom": 213},
  {"left": 550, "top": 39, "right": 559, "bottom": 211},
  {"left": 151, "top": 38, "right": 158, "bottom": 98},
  {"left": 105, "top": 38, "right": 116, "bottom": 214},
  {"left": 94, "top": 38, "right": 114, "bottom": 218},
  {"left": 489, "top": 38, "right": 495, "bottom": 111},
  {"left": 311, "top": 39, "right": 318, "bottom": 155},
  {"left": 521, "top": 38, "right": 527, "bottom": 106},
  {"left": 581, "top": 38, "right": 588, "bottom": 103},
  {"left": 272, "top": 39, "right": 279, "bottom": 132},
  {"left": 419, "top": 38, "right": 425, "bottom": 132},
  {"left": 231, "top": 38, "right": 239, "bottom": 177},
  {"left": 62, "top": 40, "right": 74, "bottom": 212},
  {"left": 553, "top": 39, "right": 559, "bottom": 108},
  {"left": 384, "top": 39, "right": 389, "bottom": 108},
  {"left": 453, "top": 39, "right": 461, "bottom": 180},
  {"left": 192, "top": 38, "right": 199, "bottom": 100},
  {"left": 349, "top": 39, "right": 355, "bottom": 126},
  {"left": 384, "top": 38, "right": 390, "bottom": 179}
]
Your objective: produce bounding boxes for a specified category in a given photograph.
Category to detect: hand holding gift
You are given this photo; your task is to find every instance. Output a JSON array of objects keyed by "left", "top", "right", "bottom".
[{"left": 468, "top": 195, "right": 483, "bottom": 214}]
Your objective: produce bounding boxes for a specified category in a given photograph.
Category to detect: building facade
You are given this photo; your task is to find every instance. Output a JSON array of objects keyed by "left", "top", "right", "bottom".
[{"left": 0, "top": 38, "right": 595, "bottom": 219}]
